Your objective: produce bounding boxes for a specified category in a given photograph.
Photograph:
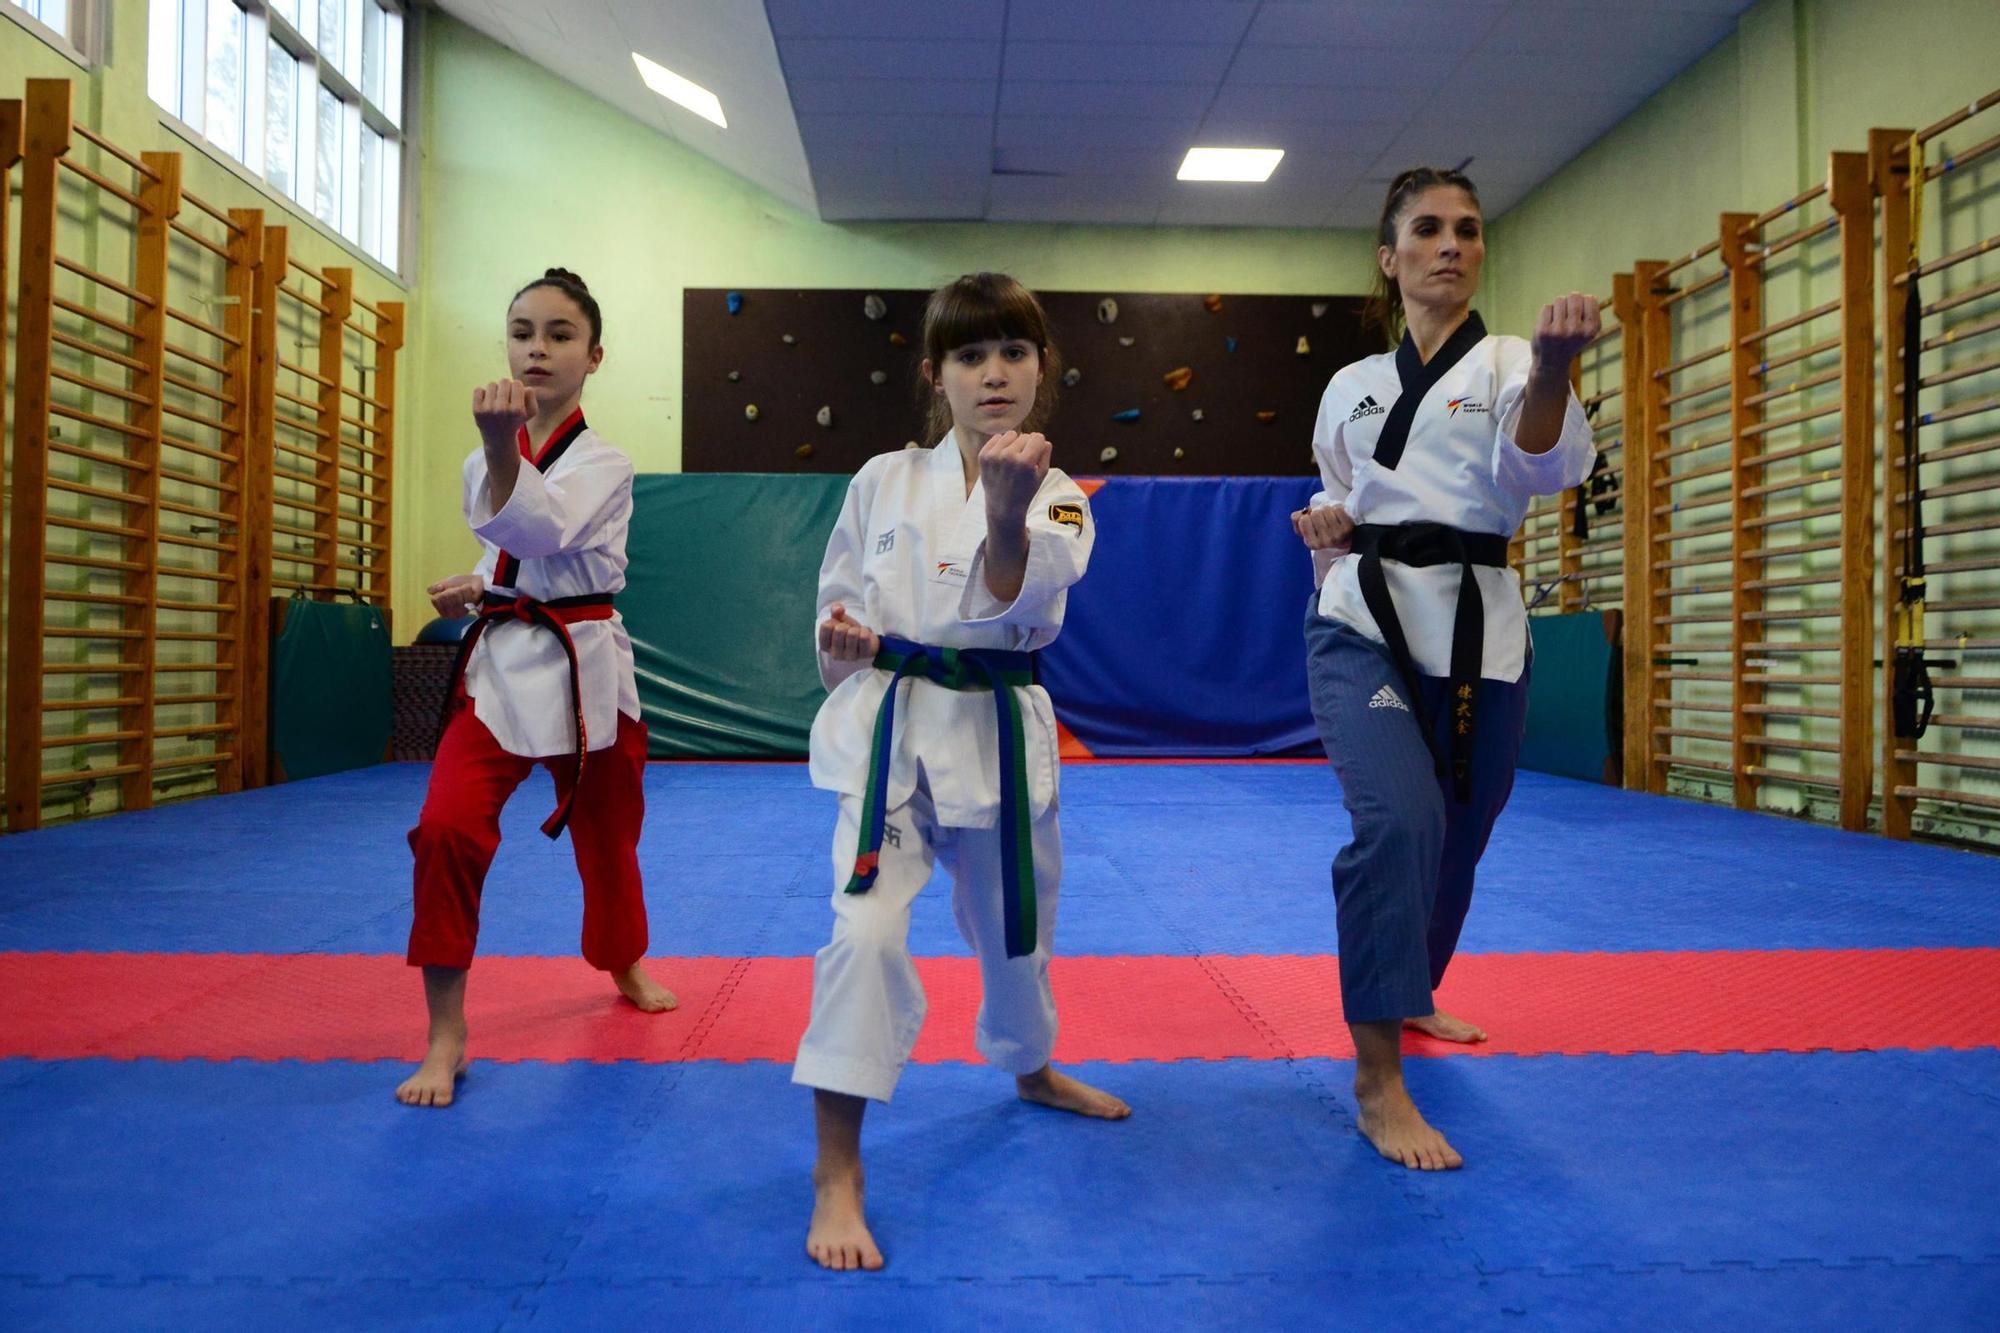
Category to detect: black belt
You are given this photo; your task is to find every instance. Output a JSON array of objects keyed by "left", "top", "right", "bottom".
[{"left": 1351, "top": 523, "right": 1509, "bottom": 803}]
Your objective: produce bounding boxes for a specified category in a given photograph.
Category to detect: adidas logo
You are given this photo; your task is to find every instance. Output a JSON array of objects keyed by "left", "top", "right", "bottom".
[
  {"left": 1347, "top": 395, "right": 1385, "bottom": 423},
  {"left": 1368, "top": 685, "right": 1410, "bottom": 712}
]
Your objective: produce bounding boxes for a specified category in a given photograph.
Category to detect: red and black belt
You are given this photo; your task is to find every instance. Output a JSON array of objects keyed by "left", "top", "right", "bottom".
[{"left": 442, "top": 589, "right": 617, "bottom": 838}]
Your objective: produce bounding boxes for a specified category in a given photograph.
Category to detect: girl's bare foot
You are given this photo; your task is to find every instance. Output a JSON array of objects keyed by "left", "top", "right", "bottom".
[
  {"left": 1404, "top": 1008, "right": 1487, "bottom": 1043},
  {"left": 806, "top": 1168, "right": 883, "bottom": 1272},
  {"left": 1353, "top": 1072, "right": 1462, "bottom": 1170},
  {"left": 1016, "top": 1065, "right": 1131, "bottom": 1119},
  {"left": 394, "top": 1027, "right": 468, "bottom": 1108},
  {"left": 612, "top": 963, "right": 677, "bottom": 1012}
]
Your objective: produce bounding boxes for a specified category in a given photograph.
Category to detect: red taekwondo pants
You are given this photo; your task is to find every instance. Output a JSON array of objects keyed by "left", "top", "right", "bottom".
[{"left": 405, "top": 702, "right": 650, "bottom": 972}]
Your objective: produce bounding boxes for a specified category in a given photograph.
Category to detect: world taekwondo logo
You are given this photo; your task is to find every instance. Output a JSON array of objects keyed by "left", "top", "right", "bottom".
[
  {"left": 1447, "top": 397, "right": 1488, "bottom": 416},
  {"left": 1347, "top": 395, "right": 1385, "bottom": 423},
  {"left": 1368, "top": 685, "right": 1410, "bottom": 712}
]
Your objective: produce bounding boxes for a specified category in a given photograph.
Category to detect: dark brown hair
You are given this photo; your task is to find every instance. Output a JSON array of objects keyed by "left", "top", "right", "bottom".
[
  {"left": 511, "top": 267, "right": 602, "bottom": 347},
  {"left": 919, "top": 272, "right": 1062, "bottom": 441},
  {"left": 1364, "top": 168, "right": 1482, "bottom": 345}
]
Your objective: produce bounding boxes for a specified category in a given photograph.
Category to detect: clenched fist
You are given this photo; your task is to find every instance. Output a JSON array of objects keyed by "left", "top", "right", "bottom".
[
  {"left": 1291, "top": 504, "right": 1356, "bottom": 555},
  {"left": 979, "top": 430, "right": 1053, "bottom": 526},
  {"left": 472, "top": 380, "right": 539, "bottom": 451},
  {"left": 427, "top": 573, "right": 486, "bottom": 618},
  {"left": 818, "top": 602, "right": 880, "bottom": 663},
  {"left": 1531, "top": 293, "right": 1601, "bottom": 372}
]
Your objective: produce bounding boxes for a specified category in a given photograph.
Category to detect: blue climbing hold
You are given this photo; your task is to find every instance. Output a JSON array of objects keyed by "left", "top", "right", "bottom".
[
  {"left": 1225, "top": 336, "right": 1238, "bottom": 353},
  {"left": 726, "top": 291, "right": 743, "bottom": 315},
  {"left": 1112, "top": 408, "right": 1141, "bottom": 423}
]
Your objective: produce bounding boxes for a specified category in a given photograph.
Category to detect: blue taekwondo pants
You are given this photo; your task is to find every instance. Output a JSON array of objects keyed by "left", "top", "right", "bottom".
[{"left": 1303, "top": 597, "right": 1531, "bottom": 1025}]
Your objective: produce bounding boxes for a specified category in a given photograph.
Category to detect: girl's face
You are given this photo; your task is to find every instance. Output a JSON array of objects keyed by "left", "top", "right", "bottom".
[
  {"left": 506, "top": 285, "right": 602, "bottom": 409},
  {"left": 926, "top": 337, "right": 1043, "bottom": 440},
  {"left": 1379, "top": 185, "right": 1484, "bottom": 312}
]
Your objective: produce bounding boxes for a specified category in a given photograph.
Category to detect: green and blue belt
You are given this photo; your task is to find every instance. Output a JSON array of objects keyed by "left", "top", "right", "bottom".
[{"left": 844, "top": 635, "right": 1040, "bottom": 958}]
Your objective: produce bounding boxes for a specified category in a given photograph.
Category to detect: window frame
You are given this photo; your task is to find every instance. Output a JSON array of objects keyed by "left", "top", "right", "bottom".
[
  {"left": 145, "top": 0, "right": 414, "bottom": 284},
  {"left": 2, "top": 0, "right": 97, "bottom": 68}
]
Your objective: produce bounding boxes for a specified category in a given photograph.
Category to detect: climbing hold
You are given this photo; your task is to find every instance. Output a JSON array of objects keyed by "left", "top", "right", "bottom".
[
  {"left": 1099, "top": 446, "right": 1119, "bottom": 463},
  {"left": 1112, "top": 408, "right": 1141, "bottom": 423},
  {"left": 795, "top": 443, "right": 815, "bottom": 459},
  {"left": 1311, "top": 301, "right": 1328, "bottom": 319},
  {"left": 1118, "top": 336, "right": 1136, "bottom": 348},
  {"left": 781, "top": 333, "right": 797, "bottom": 345},
  {"left": 744, "top": 404, "right": 760, "bottom": 421},
  {"left": 1191, "top": 408, "right": 1205, "bottom": 423},
  {"left": 1296, "top": 336, "right": 1310, "bottom": 356},
  {"left": 1163, "top": 366, "right": 1193, "bottom": 392},
  {"left": 1256, "top": 410, "right": 1277, "bottom": 423},
  {"left": 816, "top": 405, "right": 833, "bottom": 428},
  {"left": 870, "top": 370, "right": 889, "bottom": 385},
  {"left": 1173, "top": 447, "right": 1186, "bottom": 460},
  {"left": 726, "top": 370, "right": 741, "bottom": 383},
  {"left": 1225, "top": 336, "right": 1238, "bottom": 353},
  {"left": 863, "top": 294, "right": 887, "bottom": 321},
  {"left": 1096, "top": 298, "right": 1119, "bottom": 324},
  {"left": 1203, "top": 293, "right": 1223, "bottom": 313},
  {"left": 1062, "top": 366, "right": 1082, "bottom": 387},
  {"left": 889, "top": 331, "right": 909, "bottom": 346},
  {"left": 726, "top": 291, "right": 743, "bottom": 315}
]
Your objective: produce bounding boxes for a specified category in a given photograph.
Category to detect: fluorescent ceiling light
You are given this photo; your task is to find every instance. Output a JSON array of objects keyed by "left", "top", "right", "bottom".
[
  {"left": 1177, "top": 147, "right": 1284, "bottom": 182},
  {"left": 632, "top": 52, "right": 727, "bottom": 128}
]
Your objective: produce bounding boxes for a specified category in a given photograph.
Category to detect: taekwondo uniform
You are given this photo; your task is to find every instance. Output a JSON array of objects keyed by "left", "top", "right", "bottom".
[
  {"left": 406, "top": 407, "right": 651, "bottom": 973},
  {"left": 793, "top": 436, "right": 1094, "bottom": 1103},
  {"left": 1304, "top": 314, "right": 1594, "bottom": 1023}
]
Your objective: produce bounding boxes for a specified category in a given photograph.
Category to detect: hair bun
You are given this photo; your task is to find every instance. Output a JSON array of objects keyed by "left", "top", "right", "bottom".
[{"left": 544, "top": 267, "right": 588, "bottom": 292}]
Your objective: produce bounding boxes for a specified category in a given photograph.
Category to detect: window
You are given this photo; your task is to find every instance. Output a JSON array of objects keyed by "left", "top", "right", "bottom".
[
  {"left": 6, "top": 0, "right": 70, "bottom": 38},
  {"left": 147, "top": 0, "right": 407, "bottom": 273},
  {"left": 4, "top": 0, "right": 96, "bottom": 63}
]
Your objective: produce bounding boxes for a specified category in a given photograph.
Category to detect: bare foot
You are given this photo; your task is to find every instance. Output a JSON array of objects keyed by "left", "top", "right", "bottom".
[
  {"left": 1404, "top": 1008, "right": 1487, "bottom": 1044},
  {"left": 1354, "top": 1073, "right": 1462, "bottom": 1171},
  {"left": 612, "top": 963, "right": 677, "bottom": 1013},
  {"left": 395, "top": 1027, "right": 468, "bottom": 1108},
  {"left": 806, "top": 1169, "right": 884, "bottom": 1272},
  {"left": 1016, "top": 1065, "right": 1132, "bottom": 1119}
]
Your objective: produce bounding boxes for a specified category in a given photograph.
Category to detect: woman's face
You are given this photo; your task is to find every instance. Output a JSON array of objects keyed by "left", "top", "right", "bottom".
[{"left": 1379, "top": 185, "right": 1484, "bottom": 313}]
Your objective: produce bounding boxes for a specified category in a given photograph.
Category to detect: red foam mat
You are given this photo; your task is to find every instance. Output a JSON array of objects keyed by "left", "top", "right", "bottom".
[{"left": 2, "top": 948, "right": 1996, "bottom": 1064}]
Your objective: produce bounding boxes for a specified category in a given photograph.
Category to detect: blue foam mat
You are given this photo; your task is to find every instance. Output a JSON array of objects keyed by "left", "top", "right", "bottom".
[{"left": 4, "top": 765, "right": 1999, "bottom": 958}]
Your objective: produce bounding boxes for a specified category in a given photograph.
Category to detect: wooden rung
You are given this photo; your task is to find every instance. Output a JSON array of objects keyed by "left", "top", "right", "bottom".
[
  {"left": 1925, "top": 277, "right": 2000, "bottom": 319},
  {"left": 1746, "top": 572, "right": 1840, "bottom": 593},
  {"left": 1899, "top": 472, "right": 2000, "bottom": 505},
  {"left": 40, "top": 729, "right": 142, "bottom": 748},
  {"left": 166, "top": 305, "right": 245, "bottom": 347},
  {"left": 41, "top": 763, "right": 146, "bottom": 785},
  {"left": 1654, "top": 343, "right": 1730, "bottom": 380},
  {"left": 1742, "top": 537, "right": 1842, "bottom": 562},
  {"left": 165, "top": 342, "right": 228, "bottom": 377},
  {"left": 1658, "top": 520, "right": 1733, "bottom": 543},
  {"left": 1657, "top": 583, "right": 1731, "bottom": 599},
  {"left": 275, "top": 386, "right": 323, "bottom": 413},
  {"left": 1895, "top": 234, "right": 2000, "bottom": 285},
  {"left": 55, "top": 254, "right": 155, "bottom": 308},
  {"left": 52, "top": 329, "right": 147, "bottom": 372},
  {"left": 48, "top": 513, "right": 147, "bottom": 540},
  {"left": 157, "top": 662, "right": 237, "bottom": 674},
  {"left": 1742, "top": 401, "right": 1841, "bottom": 437},
  {"left": 161, "top": 400, "right": 231, "bottom": 434},
  {"left": 43, "top": 697, "right": 142, "bottom": 712},
  {"left": 1654, "top": 669, "right": 1734, "bottom": 682},
  {"left": 1740, "top": 640, "right": 1841, "bottom": 654},
  {"left": 1653, "top": 613, "right": 1731, "bottom": 625},
  {"left": 51, "top": 364, "right": 149, "bottom": 407},
  {"left": 1653, "top": 640, "right": 1732, "bottom": 654},
  {"left": 160, "top": 498, "right": 232, "bottom": 523},
  {"left": 1654, "top": 699, "right": 1731, "bottom": 713},
  {"left": 43, "top": 663, "right": 145, "bottom": 675},
  {"left": 154, "top": 723, "right": 236, "bottom": 741},
  {"left": 168, "top": 217, "right": 231, "bottom": 261},
  {"left": 1654, "top": 726, "right": 1733, "bottom": 743},
  {"left": 46, "top": 551, "right": 147, "bottom": 574},
  {"left": 1745, "top": 704, "right": 1838, "bottom": 719},
  {"left": 157, "top": 599, "right": 233, "bottom": 614},
  {"left": 154, "top": 565, "right": 233, "bottom": 583},
  {"left": 157, "top": 692, "right": 234, "bottom": 705},
  {"left": 1742, "top": 503, "right": 1841, "bottom": 530},
  {"left": 45, "top": 626, "right": 145, "bottom": 640},
  {"left": 1745, "top": 766, "right": 1840, "bottom": 789},
  {"left": 1661, "top": 268, "right": 1729, "bottom": 308},
  {"left": 1909, "top": 353, "right": 2000, "bottom": 393},
  {"left": 1655, "top": 429, "right": 1732, "bottom": 461},
  {"left": 1922, "top": 313, "right": 2000, "bottom": 355},
  {"left": 1925, "top": 554, "right": 2000, "bottom": 577},
  {"left": 1756, "top": 336, "right": 1841, "bottom": 377},
  {"left": 1744, "top": 436, "right": 1842, "bottom": 471},
  {"left": 157, "top": 631, "right": 231, "bottom": 643},
  {"left": 1747, "top": 368, "right": 1842, "bottom": 408},
  {"left": 54, "top": 296, "right": 141, "bottom": 341},
  {"left": 272, "top": 522, "right": 331, "bottom": 541},
  {"left": 1654, "top": 754, "right": 1734, "bottom": 772},
  {"left": 1742, "top": 181, "right": 1828, "bottom": 231},
  {"left": 1743, "top": 673, "right": 1838, "bottom": 686},
  {"left": 1661, "top": 375, "right": 1729, "bottom": 409},
  {"left": 274, "top": 411, "right": 335, "bottom": 441},
  {"left": 157, "top": 532, "right": 239, "bottom": 554},
  {"left": 339, "top": 414, "right": 383, "bottom": 435},
  {"left": 1740, "top": 299, "right": 1839, "bottom": 346},
  {"left": 46, "top": 589, "right": 144, "bottom": 608},
  {"left": 274, "top": 443, "right": 330, "bottom": 465},
  {"left": 1745, "top": 735, "right": 1839, "bottom": 754},
  {"left": 162, "top": 433, "right": 235, "bottom": 466},
  {"left": 339, "top": 461, "right": 389, "bottom": 483},
  {"left": 1752, "top": 215, "right": 1838, "bottom": 260},
  {"left": 160, "top": 466, "right": 239, "bottom": 496},
  {"left": 1893, "top": 785, "right": 2000, "bottom": 811},
  {"left": 341, "top": 384, "right": 388, "bottom": 409},
  {"left": 152, "top": 750, "right": 235, "bottom": 773},
  {"left": 163, "top": 371, "right": 240, "bottom": 408},
  {"left": 47, "top": 475, "right": 146, "bottom": 507},
  {"left": 275, "top": 359, "right": 336, "bottom": 389},
  {"left": 1895, "top": 515, "right": 1993, "bottom": 542},
  {"left": 1929, "top": 598, "right": 2000, "bottom": 616},
  {"left": 1742, "top": 471, "right": 1841, "bottom": 501},
  {"left": 1899, "top": 749, "right": 2000, "bottom": 773},
  {"left": 49, "top": 400, "right": 149, "bottom": 440},
  {"left": 1657, "top": 401, "right": 1731, "bottom": 433}
]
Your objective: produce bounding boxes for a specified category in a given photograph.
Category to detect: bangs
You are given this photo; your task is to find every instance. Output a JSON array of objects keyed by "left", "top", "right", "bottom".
[{"left": 923, "top": 274, "right": 1050, "bottom": 360}]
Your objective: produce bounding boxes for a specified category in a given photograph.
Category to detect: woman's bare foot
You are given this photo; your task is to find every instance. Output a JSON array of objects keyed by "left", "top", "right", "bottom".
[
  {"left": 806, "top": 1167, "right": 884, "bottom": 1272},
  {"left": 1353, "top": 1071, "right": 1462, "bottom": 1170},
  {"left": 1016, "top": 1065, "right": 1132, "bottom": 1119},
  {"left": 612, "top": 963, "right": 677, "bottom": 1012},
  {"left": 1404, "top": 1008, "right": 1487, "bottom": 1043},
  {"left": 394, "top": 1026, "right": 468, "bottom": 1108}
]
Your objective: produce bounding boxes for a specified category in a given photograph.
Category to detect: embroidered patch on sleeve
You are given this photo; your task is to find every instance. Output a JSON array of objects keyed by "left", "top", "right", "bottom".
[{"left": 1048, "top": 502, "right": 1084, "bottom": 532}]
